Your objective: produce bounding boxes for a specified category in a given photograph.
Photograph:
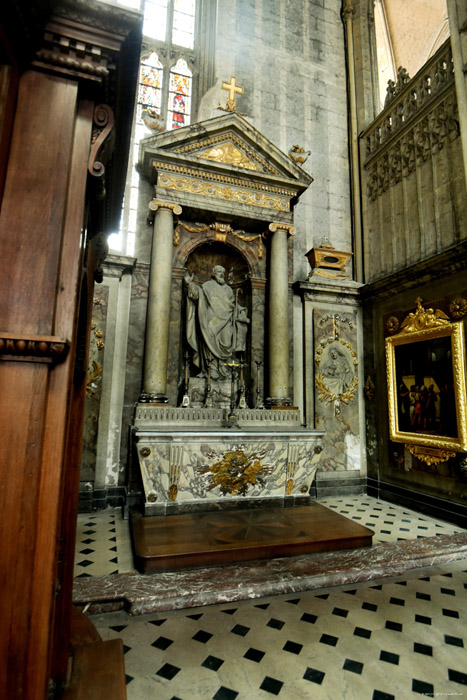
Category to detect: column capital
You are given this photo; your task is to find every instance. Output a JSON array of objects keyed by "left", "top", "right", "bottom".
[
  {"left": 147, "top": 199, "right": 182, "bottom": 223},
  {"left": 266, "top": 222, "right": 296, "bottom": 238},
  {"left": 342, "top": 0, "right": 354, "bottom": 21}
]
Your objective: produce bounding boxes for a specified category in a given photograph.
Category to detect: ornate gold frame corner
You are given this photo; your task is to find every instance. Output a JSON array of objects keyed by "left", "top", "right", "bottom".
[{"left": 386, "top": 299, "right": 467, "bottom": 454}]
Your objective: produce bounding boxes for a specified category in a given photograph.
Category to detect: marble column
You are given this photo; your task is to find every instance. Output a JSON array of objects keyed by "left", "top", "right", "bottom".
[
  {"left": 140, "top": 200, "right": 182, "bottom": 403},
  {"left": 266, "top": 222, "right": 295, "bottom": 406}
]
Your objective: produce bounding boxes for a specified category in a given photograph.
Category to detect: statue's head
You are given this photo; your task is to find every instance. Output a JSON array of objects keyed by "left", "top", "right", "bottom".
[{"left": 212, "top": 265, "right": 226, "bottom": 285}]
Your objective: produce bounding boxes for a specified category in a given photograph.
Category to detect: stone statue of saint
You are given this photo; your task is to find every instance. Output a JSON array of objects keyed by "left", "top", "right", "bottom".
[{"left": 184, "top": 265, "right": 250, "bottom": 379}]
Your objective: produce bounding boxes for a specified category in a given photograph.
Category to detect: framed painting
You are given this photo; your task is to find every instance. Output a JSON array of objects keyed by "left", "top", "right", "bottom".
[{"left": 386, "top": 300, "right": 467, "bottom": 453}]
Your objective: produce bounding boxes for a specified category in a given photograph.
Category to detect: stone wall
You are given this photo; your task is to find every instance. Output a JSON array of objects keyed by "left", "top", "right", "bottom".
[{"left": 198, "top": 0, "right": 352, "bottom": 282}]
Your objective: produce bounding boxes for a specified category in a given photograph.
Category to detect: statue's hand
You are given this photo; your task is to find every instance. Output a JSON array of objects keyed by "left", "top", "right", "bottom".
[{"left": 184, "top": 270, "right": 194, "bottom": 285}]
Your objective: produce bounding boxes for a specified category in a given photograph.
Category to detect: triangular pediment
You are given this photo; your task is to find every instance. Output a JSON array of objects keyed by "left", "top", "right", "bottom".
[
  {"left": 138, "top": 112, "right": 313, "bottom": 223},
  {"left": 139, "top": 112, "right": 313, "bottom": 187},
  {"left": 189, "top": 138, "right": 275, "bottom": 174}
]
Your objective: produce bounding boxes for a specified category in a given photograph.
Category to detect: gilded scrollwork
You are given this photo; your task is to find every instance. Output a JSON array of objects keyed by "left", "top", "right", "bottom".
[
  {"left": 176, "top": 221, "right": 264, "bottom": 258},
  {"left": 159, "top": 173, "right": 289, "bottom": 211},
  {"left": 406, "top": 445, "right": 456, "bottom": 466}
]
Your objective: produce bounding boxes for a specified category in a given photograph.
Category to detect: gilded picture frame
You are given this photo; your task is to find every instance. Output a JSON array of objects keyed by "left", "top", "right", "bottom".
[{"left": 386, "top": 302, "right": 467, "bottom": 453}]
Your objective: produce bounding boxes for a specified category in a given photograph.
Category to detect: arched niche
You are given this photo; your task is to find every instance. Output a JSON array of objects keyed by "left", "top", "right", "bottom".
[{"left": 179, "top": 240, "right": 254, "bottom": 407}]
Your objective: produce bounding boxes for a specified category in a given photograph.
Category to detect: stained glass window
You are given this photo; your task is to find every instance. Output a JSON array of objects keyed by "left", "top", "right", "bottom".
[
  {"left": 137, "top": 52, "right": 163, "bottom": 123},
  {"left": 143, "top": 0, "right": 168, "bottom": 41},
  {"left": 173, "top": 0, "right": 196, "bottom": 49},
  {"left": 167, "top": 58, "right": 192, "bottom": 130}
]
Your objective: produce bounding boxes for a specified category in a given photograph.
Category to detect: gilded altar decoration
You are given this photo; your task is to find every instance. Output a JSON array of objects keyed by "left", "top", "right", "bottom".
[
  {"left": 386, "top": 298, "right": 467, "bottom": 453},
  {"left": 315, "top": 339, "right": 358, "bottom": 411},
  {"left": 177, "top": 221, "right": 263, "bottom": 258},
  {"left": 406, "top": 445, "right": 456, "bottom": 467},
  {"left": 288, "top": 145, "right": 310, "bottom": 165},
  {"left": 158, "top": 172, "right": 290, "bottom": 211},
  {"left": 385, "top": 316, "right": 400, "bottom": 334},
  {"left": 86, "top": 321, "right": 105, "bottom": 397},
  {"left": 195, "top": 142, "right": 259, "bottom": 171},
  {"left": 198, "top": 446, "right": 273, "bottom": 496},
  {"left": 142, "top": 107, "right": 166, "bottom": 133},
  {"left": 219, "top": 76, "right": 244, "bottom": 113},
  {"left": 174, "top": 134, "right": 280, "bottom": 175},
  {"left": 449, "top": 297, "right": 467, "bottom": 319},
  {"left": 399, "top": 297, "right": 449, "bottom": 332},
  {"left": 305, "top": 237, "right": 352, "bottom": 280},
  {"left": 169, "top": 447, "right": 182, "bottom": 502}
]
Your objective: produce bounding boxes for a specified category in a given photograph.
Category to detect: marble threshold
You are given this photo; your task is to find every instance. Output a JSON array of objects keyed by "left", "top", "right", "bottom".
[{"left": 73, "top": 531, "right": 467, "bottom": 617}]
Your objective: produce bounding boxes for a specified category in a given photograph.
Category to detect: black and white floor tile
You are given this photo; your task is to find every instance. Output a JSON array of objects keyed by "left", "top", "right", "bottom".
[
  {"left": 75, "top": 496, "right": 466, "bottom": 699},
  {"left": 73, "top": 509, "right": 136, "bottom": 578},
  {"left": 91, "top": 561, "right": 467, "bottom": 699}
]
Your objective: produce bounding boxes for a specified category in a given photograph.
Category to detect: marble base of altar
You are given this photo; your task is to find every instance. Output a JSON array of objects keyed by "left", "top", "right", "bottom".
[{"left": 133, "top": 406, "right": 324, "bottom": 516}]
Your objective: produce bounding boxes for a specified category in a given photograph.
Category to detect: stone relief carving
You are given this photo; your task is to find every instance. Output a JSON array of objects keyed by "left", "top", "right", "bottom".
[{"left": 316, "top": 339, "right": 358, "bottom": 413}]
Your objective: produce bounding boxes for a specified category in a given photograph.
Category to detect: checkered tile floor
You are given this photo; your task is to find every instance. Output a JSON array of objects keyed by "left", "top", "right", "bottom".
[
  {"left": 74, "top": 509, "right": 135, "bottom": 578},
  {"left": 75, "top": 496, "right": 466, "bottom": 699},
  {"left": 92, "top": 562, "right": 467, "bottom": 699}
]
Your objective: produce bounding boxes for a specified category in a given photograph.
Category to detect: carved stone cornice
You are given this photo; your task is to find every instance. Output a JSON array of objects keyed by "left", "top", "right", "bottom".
[
  {"left": 156, "top": 172, "right": 290, "bottom": 213},
  {"left": 363, "top": 41, "right": 458, "bottom": 202},
  {"left": 0, "top": 333, "right": 70, "bottom": 364},
  {"left": 153, "top": 161, "right": 295, "bottom": 198}
]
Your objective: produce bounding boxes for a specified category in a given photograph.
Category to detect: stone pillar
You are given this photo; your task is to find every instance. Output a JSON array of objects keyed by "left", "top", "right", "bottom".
[
  {"left": 140, "top": 200, "right": 182, "bottom": 403},
  {"left": 266, "top": 222, "right": 295, "bottom": 406}
]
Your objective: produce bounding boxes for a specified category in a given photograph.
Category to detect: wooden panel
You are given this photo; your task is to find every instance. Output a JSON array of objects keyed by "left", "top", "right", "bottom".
[
  {"left": 48, "top": 99, "right": 95, "bottom": 688},
  {"left": 0, "top": 71, "right": 77, "bottom": 336},
  {"left": 0, "top": 70, "right": 79, "bottom": 700},
  {"left": 0, "top": 363, "right": 48, "bottom": 699},
  {"left": 132, "top": 503, "right": 374, "bottom": 572}
]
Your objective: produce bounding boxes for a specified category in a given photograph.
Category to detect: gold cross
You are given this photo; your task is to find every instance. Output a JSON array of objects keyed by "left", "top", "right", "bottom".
[
  {"left": 224, "top": 359, "right": 241, "bottom": 370},
  {"left": 221, "top": 76, "right": 244, "bottom": 111}
]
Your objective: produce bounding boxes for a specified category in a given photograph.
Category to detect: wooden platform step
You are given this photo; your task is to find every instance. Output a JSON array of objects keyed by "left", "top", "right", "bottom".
[{"left": 132, "top": 501, "right": 374, "bottom": 573}]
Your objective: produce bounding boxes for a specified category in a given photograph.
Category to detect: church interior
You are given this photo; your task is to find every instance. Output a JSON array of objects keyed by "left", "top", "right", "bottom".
[{"left": 1, "top": 0, "right": 466, "bottom": 698}]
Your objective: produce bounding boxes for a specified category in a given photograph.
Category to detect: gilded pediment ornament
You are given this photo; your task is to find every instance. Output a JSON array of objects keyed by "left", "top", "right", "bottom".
[
  {"left": 400, "top": 297, "right": 449, "bottom": 333},
  {"left": 195, "top": 142, "right": 260, "bottom": 171}
]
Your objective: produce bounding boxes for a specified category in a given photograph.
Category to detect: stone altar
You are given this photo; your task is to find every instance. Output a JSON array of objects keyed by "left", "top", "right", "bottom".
[{"left": 134, "top": 112, "right": 323, "bottom": 515}]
